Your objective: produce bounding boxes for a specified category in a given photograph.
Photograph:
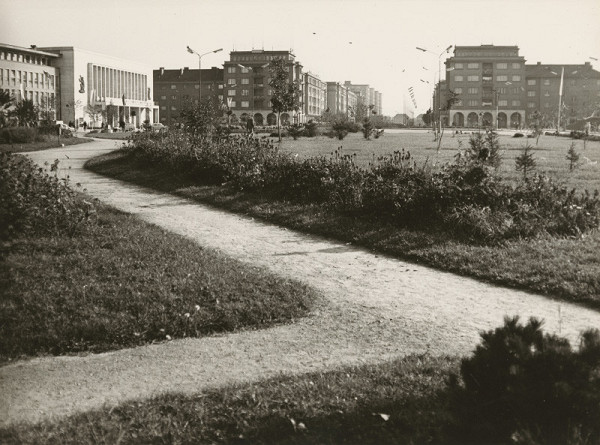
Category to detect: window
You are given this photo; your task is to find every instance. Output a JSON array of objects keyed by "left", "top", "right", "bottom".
[
  {"left": 171, "top": 84, "right": 176, "bottom": 89},
  {"left": 512, "top": 100, "right": 521, "bottom": 106},
  {"left": 467, "top": 87, "right": 478, "bottom": 94},
  {"left": 218, "top": 84, "right": 224, "bottom": 89},
  {"left": 497, "top": 63, "right": 507, "bottom": 69},
  {"left": 160, "top": 95, "right": 166, "bottom": 100},
  {"left": 496, "top": 75, "right": 508, "bottom": 82},
  {"left": 241, "top": 78, "right": 249, "bottom": 85},
  {"left": 171, "top": 106, "right": 176, "bottom": 111},
  {"left": 512, "top": 75, "right": 521, "bottom": 82},
  {"left": 241, "top": 101, "right": 249, "bottom": 108},
  {"left": 454, "top": 75, "right": 464, "bottom": 82},
  {"left": 527, "top": 79, "right": 536, "bottom": 85},
  {"left": 543, "top": 79, "right": 550, "bottom": 85},
  {"left": 467, "top": 63, "right": 479, "bottom": 69},
  {"left": 227, "top": 78, "right": 236, "bottom": 85},
  {"left": 229, "top": 100, "right": 236, "bottom": 107},
  {"left": 171, "top": 95, "right": 177, "bottom": 99},
  {"left": 160, "top": 106, "right": 166, "bottom": 110},
  {"left": 241, "top": 89, "right": 249, "bottom": 96},
  {"left": 240, "top": 66, "right": 250, "bottom": 74},
  {"left": 512, "top": 63, "right": 521, "bottom": 69},
  {"left": 227, "top": 66, "right": 236, "bottom": 73},
  {"left": 228, "top": 89, "right": 236, "bottom": 96},
  {"left": 512, "top": 88, "right": 520, "bottom": 94},
  {"left": 454, "top": 87, "right": 462, "bottom": 94},
  {"left": 544, "top": 91, "right": 550, "bottom": 97},
  {"left": 467, "top": 100, "right": 478, "bottom": 106},
  {"left": 528, "top": 102, "right": 536, "bottom": 108},
  {"left": 195, "top": 85, "right": 199, "bottom": 89},
  {"left": 527, "top": 91, "right": 535, "bottom": 97},
  {"left": 218, "top": 95, "right": 223, "bottom": 101},
  {"left": 467, "top": 75, "right": 479, "bottom": 81},
  {"left": 454, "top": 63, "right": 463, "bottom": 69},
  {"left": 498, "top": 100, "right": 508, "bottom": 106},
  {"left": 454, "top": 99, "right": 463, "bottom": 106}
]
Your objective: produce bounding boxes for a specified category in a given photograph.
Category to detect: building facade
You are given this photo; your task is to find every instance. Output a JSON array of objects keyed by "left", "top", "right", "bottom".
[
  {"left": 0, "top": 43, "right": 59, "bottom": 120},
  {"left": 153, "top": 66, "right": 224, "bottom": 126},
  {"left": 525, "top": 62, "right": 600, "bottom": 126},
  {"left": 223, "top": 49, "right": 304, "bottom": 126},
  {"left": 38, "top": 46, "right": 158, "bottom": 128},
  {"left": 445, "top": 45, "right": 526, "bottom": 129},
  {"left": 303, "top": 71, "right": 327, "bottom": 120},
  {"left": 326, "top": 82, "right": 357, "bottom": 118}
]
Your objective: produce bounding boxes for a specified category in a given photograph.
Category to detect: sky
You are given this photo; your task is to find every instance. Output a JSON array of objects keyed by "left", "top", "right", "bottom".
[{"left": 2, "top": 0, "right": 599, "bottom": 116}]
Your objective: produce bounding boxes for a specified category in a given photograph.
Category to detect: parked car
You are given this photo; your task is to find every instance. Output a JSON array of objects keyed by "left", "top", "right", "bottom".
[{"left": 151, "top": 123, "right": 167, "bottom": 133}]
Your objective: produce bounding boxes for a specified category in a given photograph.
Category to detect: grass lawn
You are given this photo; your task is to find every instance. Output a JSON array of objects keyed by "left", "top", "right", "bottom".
[
  {"left": 0, "top": 200, "right": 317, "bottom": 362},
  {"left": 0, "top": 136, "right": 90, "bottom": 153},
  {"left": 277, "top": 130, "right": 600, "bottom": 191},
  {"left": 86, "top": 146, "right": 600, "bottom": 311},
  {"left": 0, "top": 354, "right": 460, "bottom": 444}
]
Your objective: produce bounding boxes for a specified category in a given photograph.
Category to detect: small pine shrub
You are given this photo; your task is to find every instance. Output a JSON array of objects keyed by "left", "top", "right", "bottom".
[
  {"left": 287, "top": 124, "right": 305, "bottom": 140},
  {"left": 452, "top": 316, "right": 600, "bottom": 445},
  {"left": 361, "top": 119, "right": 373, "bottom": 140},
  {"left": 566, "top": 142, "right": 581, "bottom": 171},
  {"left": 331, "top": 121, "right": 349, "bottom": 140},
  {"left": 515, "top": 144, "right": 536, "bottom": 180},
  {"left": 304, "top": 120, "right": 318, "bottom": 137}
]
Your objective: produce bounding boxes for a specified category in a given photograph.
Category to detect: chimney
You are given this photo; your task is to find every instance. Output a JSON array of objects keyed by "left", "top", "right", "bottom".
[
  {"left": 160, "top": 67, "right": 164, "bottom": 76},
  {"left": 183, "top": 67, "right": 189, "bottom": 71},
  {"left": 180, "top": 68, "right": 184, "bottom": 76}
]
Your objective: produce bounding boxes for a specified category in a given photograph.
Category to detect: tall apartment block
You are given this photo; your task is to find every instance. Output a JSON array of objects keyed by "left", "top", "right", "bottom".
[
  {"left": 326, "top": 82, "right": 357, "bottom": 117},
  {"left": 153, "top": 66, "right": 224, "bottom": 125},
  {"left": 304, "top": 71, "right": 327, "bottom": 120}
]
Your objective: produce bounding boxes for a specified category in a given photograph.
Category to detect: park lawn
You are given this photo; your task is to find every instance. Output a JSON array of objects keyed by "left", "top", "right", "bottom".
[
  {"left": 86, "top": 148, "right": 600, "bottom": 310},
  {"left": 0, "top": 354, "right": 460, "bottom": 444},
  {"left": 0, "top": 136, "right": 90, "bottom": 153},
  {"left": 277, "top": 131, "right": 600, "bottom": 191},
  {"left": 0, "top": 199, "right": 318, "bottom": 362}
]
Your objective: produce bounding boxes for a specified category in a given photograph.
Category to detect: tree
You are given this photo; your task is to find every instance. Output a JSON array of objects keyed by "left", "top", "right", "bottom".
[
  {"left": 422, "top": 108, "right": 433, "bottom": 126},
  {"left": 180, "top": 97, "right": 223, "bottom": 137},
  {"left": 529, "top": 110, "right": 544, "bottom": 146},
  {"left": 515, "top": 144, "right": 536, "bottom": 180},
  {"left": 11, "top": 99, "right": 38, "bottom": 127},
  {"left": 566, "top": 142, "right": 580, "bottom": 171},
  {"left": 361, "top": 118, "right": 373, "bottom": 140},
  {"left": 0, "top": 90, "right": 14, "bottom": 127},
  {"left": 436, "top": 89, "right": 461, "bottom": 151},
  {"left": 268, "top": 57, "right": 302, "bottom": 142},
  {"left": 84, "top": 104, "right": 104, "bottom": 129}
]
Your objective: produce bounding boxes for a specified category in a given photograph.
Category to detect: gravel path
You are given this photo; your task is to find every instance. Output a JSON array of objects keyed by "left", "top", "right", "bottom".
[{"left": 2, "top": 137, "right": 599, "bottom": 426}]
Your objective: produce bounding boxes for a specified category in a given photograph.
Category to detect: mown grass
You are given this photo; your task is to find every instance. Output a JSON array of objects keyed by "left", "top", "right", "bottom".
[
  {"left": 0, "top": 354, "right": 461, "bottom": 444},
  {"left": 86, "top": 149, "right": 600, "bottom": 310},
  {"left": 0, "top": 200, "right": 317, "bottom": 362},
  {"left": 0, "top": 136, "right": 90, "bottom": 153}
]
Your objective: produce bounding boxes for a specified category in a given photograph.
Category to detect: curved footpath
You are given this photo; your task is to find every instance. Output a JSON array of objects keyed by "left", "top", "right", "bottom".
[{"left": 2, "top": 137, "right": 600, "bottom": 426}]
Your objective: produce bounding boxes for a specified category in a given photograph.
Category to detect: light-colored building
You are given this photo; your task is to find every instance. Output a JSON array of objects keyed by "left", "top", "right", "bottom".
[
  {"left": 38, "top": 46, "right": 158, "bottom": 128},
  {"left": 0, "top": 43, "right": 60, "bottom": 120},
  {"left": 326, "top": 82, "right": 356, "bottom": 118},
  {"left": 303, "top": 71, "right": 326, "bottom": 120}
]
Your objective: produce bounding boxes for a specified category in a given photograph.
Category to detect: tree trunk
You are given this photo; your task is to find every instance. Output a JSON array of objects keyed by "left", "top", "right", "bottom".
[{"left": 278, "top": 112, "right": 281, "bottom": 142}]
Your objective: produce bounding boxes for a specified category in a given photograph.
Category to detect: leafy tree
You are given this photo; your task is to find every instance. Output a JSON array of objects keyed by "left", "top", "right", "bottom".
[
  {"left": 0, "top": 90, "right": 12, "bottom": 107},
  {"left": 529, "top": 110, "right": 544, "bottom": 146},
  {"left": 0, "top": 90, "right": 14, "bottom": 127},
  {"left": 566, "top": 142, "right": 581, "bottom": 171},
  {"left": 268, "top": 57, "right": 302, "bottom": 142},
  {"left": 361, "top": 118, "right": 373, "bottom": 140},
  {"left": 180, "top": 97, "right": 223, "bottom": 137},
  {"left": 436, "top": 89, "right": 461, "bottom": 151},
  {"left": 515, "top": 144, "right": 536, "bottom": 180},
  {"left": 84, "top": 104, "right": 104, "bottom": 129},
  {"left": 11, "top": 99, "right": 38, "bottom": 127},
  {"left": 422, "top": 108, "right": 433, "bottom": 126}
]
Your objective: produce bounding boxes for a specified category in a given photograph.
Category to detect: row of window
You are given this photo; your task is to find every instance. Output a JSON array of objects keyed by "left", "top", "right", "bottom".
[
  {"left": 0, "top": 51, "right": 51, "bottom": 66},
  {"left": 1, "top": 88, "right": 55, "bottom": 105},
  {"left": 456, "top": 99, "right": 522, "bottom": 107},
  {"left": 160, "top": 100, "right": 256, "bottom": 111},
  {"left": 453, "top": 62, "right": 521, "bottom": 69},
  {"left": 160, "top": 84, "right": 224, "bottom": 90},
  {"left": 0, "top": 68, "right": 55, "bottom": 89},
  {"left": 454, "top": 74, "right": 523, "bottom": 82}
]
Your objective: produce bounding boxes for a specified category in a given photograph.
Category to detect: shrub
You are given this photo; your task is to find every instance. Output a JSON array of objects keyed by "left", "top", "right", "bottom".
[
  {"left": 513, "top": 132, "right": 525, "bottom": 138},
  {"left": 0, "top": 152, "right": 95, "bottom": 240},
  {"left": 361, "top": 119, "right": 374, "bottom": 140},
  {"left": 0, "top": 127, "right": 39, "bottom": 144},
  {"left": 304, "top": 120, "right": 318, "bottom": 137},
  {"left": 287, "top": 124, "right": 305, "bottom": 140},
  {"left": 452, "top": 316, "right": 600, "bottom": 444}
]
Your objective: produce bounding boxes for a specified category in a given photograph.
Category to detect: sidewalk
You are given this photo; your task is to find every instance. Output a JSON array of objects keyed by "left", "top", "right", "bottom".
[{"left": 2, "top": 138, "right": 600, "bottom": 426}]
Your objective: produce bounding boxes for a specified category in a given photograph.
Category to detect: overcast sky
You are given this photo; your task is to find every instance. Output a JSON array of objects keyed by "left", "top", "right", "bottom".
[{"left": 2, "top": 0, "right": 599, "bottom": 116}]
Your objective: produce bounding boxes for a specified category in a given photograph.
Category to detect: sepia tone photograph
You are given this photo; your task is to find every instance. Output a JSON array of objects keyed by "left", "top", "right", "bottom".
[{"left": 1, "top": 0, "right": 600, "bottom": 443}]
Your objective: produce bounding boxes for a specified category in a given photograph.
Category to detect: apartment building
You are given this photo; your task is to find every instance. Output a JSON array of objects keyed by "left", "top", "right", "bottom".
[
  {"left": 153, "top": 67, "right": 224, "bottom": 125},
  {"left": 525, "top": 61, "right": 600, "bottom": 126},
  {"left": 445, "top": 45, "right": 526, "bottom": 128},
  {"left": 304, "top": 71, "right": 327, "bottom": 120},
  {"left": 0, "top": 43, "right": 59, "bottom": 120},
  {"left": 326, "top": 82, "right": 357, "bottom": 118}
]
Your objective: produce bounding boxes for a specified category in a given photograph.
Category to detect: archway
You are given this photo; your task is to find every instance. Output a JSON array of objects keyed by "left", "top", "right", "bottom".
[
  {"left": 497, "top": 112, "right": 507, "bottom": 129},
  {"left": 453, "top": 112, "right": 464, "bottom": 127},
  {"left": 467, "top": 112, "right": 479, "bottom": 127},
  {"left": 240, "top": 113, "right": 250, "bottom": 124},
  {"left": 267, "top": 113, "right": 277, "bottom": 126},
  {"left": 280, "top": 113, "right": 290, "bottom": 125},
  {"left": 229, "top": 113, "right": 239, "bottom": 125},
  {"left": 510, "top": 112, "right": 522, "bottom": 129},
  {"left": 482, "top": 112, "right": 493, "bottom": 128},
  {"left": 253, "top": 113, "right": 264, "bottom": 125}
]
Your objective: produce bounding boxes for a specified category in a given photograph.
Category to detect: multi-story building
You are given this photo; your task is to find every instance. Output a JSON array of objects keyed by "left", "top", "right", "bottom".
[
  {"left": 445, "top": 45, "right": 526, "bottom": 128},
  {"left": 1, "top": 43, "right": 159, "bottom": 128},
  {"left": 303, "top": 71, "right": 327, "bottom": 120},
  {"left": 326, "top": 82, "right": 357, "bottom": 118},
  {"left": 223, "top": 49, "right": 304, "bottom": 126},
  {"left": 525, "top": 61, "right": 600, "bottom": 126},
  {"left": 374, "top": 91, "right": 382, "bottom": 115},
  {"left": 153, "top": 66, "right": 224, "bottom": 126},
  {"left": 1, "top": 43, "right": 60, "bottom": 120}
]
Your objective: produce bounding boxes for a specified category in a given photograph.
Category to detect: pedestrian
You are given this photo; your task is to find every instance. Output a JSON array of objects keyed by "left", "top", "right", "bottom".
[{"left": 83, "top": 121, "right": 88, "bottom": 131}]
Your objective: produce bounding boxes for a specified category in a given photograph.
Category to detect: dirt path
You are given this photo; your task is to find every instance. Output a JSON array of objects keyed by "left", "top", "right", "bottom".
[{"left": 2, "top": 137, "right": 600, "bottom": 426}]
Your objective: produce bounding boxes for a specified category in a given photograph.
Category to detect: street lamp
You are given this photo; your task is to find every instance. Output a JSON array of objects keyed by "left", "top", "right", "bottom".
[
  {"left": 186, "top": 46, "right": 223, "bottom": 103},
  {"left": 416, "top": 45, "right": 453, "bottom": 139}
]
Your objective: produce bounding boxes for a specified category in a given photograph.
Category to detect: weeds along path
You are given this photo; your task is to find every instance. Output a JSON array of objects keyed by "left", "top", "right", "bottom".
[{"left": 2, "top": 137, "right": 600, "bottom": 426}]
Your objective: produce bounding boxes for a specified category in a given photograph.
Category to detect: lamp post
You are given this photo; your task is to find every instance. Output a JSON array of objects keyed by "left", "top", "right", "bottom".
[
  {"left": 416, "top": 45, "right": 453, "bottom": 139},
  {"left": 186, "top": 46, "right": 223, "bottom": 103}
]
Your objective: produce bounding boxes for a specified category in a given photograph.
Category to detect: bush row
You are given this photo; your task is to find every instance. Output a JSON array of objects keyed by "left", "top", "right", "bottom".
[
  {"left": 127, "top": 131, "right": 600, "bottom": 241},
  {"left": 0, "top": 126, "right": 72, "bottom": 144},
  {"left": 0, "top": 152, "right": 95, "bottom": 240}
]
